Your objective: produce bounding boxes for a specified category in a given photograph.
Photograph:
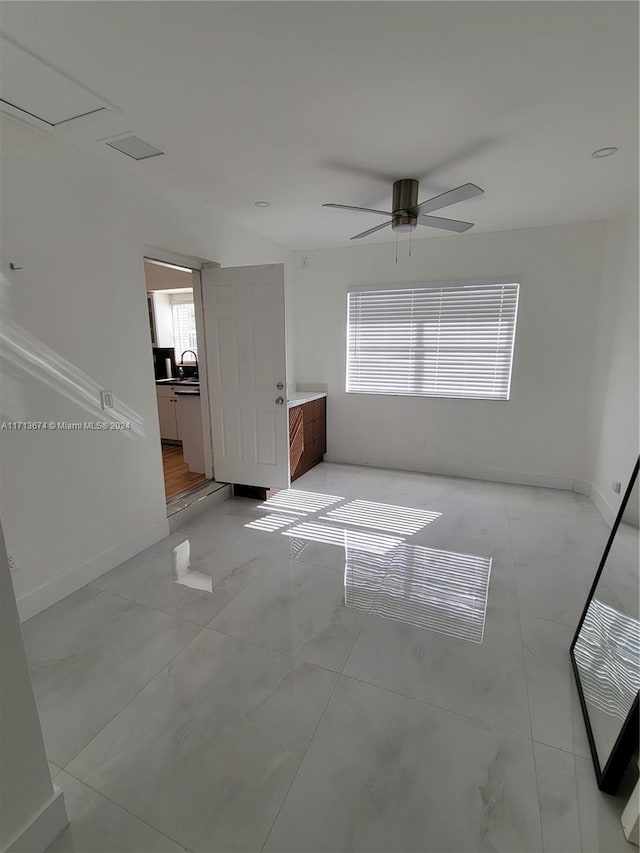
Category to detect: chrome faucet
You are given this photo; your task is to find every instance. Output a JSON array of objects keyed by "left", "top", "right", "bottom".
[{"left": 180, "top": 350, "right": 199, "bottom": 378}]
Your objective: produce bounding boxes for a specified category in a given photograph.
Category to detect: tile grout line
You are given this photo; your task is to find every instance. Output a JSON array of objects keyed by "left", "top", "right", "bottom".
[
  {"left": 203, "top": 623, "right": 344, "bottom": 676},
  {"left": 99, "top": 586, "right": 210, "bottom": 628},
  {"left": 52, "top": 625, "right": 215, "bottom": 849},
  {"left": 531, "top": 738, "right": 590, "bottom": 761},
  {"left": 258, "top": 672, "right": 342, "bottom": 853},
  {"left": 573, "top": 752, "right": 586, "bottom": 853},
  {"left": 58, "top": 624, "right": 207, "bottom": 772},
  {"left": 57, "top": 768, "right": 193, "bottom": 851},
  {"left": 209, "top": 617, "right": 545, "bottom": 744},
  {"left": 505, "top": 485, "right": 547, "bottom": 851}
]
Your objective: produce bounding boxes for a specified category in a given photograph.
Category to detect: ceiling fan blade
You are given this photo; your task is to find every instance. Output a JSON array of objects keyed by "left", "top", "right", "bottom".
[
  {"left": 419, "top": 215, "right": 475, "bottom": 233},
  {"left": 323, "top": 203, "right": 392, "bottom": 216},
  {"left": 413, "top": 183, "right": 484, "bottom": 215},
  {"left": 350, "top": 221, "right": 393, "bottom": 240}
]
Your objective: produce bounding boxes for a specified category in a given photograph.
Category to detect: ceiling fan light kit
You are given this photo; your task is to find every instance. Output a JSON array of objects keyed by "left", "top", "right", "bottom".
[{"left": 322, "top": 179, "right": 485, "bottom": 252}]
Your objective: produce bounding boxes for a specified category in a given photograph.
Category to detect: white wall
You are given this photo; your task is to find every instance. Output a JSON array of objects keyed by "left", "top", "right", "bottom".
[
  {"left": 0, "top": 520, "right": 67, "bottom": 852},
  {"left": 585, "top": 210, "right": 639, "bottom": 525},
  {"left": 293, "top": 221, "right": 607, "bottom": 486},
  {"left": 0, "top": 115, "right": 295, "bottom": 619},
  {"left": 151, "top": 291, "right": 175, "bottom": 348}
]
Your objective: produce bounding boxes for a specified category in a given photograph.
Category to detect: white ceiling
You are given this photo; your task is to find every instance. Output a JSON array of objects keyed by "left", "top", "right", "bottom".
[{"left": 1, "top": 2, "right": 637, "bottom": 249}]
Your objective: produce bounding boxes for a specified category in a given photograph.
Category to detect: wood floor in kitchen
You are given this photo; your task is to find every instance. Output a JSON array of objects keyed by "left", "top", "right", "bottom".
[{"left": 161, "top": 443, "right": 207, "bottom": 500}]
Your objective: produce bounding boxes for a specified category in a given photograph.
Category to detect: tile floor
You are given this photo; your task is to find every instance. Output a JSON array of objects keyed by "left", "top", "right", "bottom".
[{"left": 24, "top": 463, "right": 636, "bottom": 852}]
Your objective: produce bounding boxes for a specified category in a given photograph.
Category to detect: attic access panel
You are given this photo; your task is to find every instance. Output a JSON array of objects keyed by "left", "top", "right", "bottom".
[{"left": 0, "top": 37, "right": 112, "bottom": 126}]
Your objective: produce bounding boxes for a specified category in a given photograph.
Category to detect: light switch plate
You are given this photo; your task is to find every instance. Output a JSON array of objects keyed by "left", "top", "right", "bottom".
[{"left": 100, "top": 390, "right": 114, "bottom": 410}]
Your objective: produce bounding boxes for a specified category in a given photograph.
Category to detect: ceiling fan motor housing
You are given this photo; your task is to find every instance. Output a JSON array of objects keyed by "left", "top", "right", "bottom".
[{"left": 392, "top": 178, "right": 419, "bottom": 232}]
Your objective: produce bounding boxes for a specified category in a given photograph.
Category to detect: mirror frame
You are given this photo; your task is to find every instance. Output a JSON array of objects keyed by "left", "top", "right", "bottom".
[{"left": 570, "top": 456, "right": 640, "bottom": 794}]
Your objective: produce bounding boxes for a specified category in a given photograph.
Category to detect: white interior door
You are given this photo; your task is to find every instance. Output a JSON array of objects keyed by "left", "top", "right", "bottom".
[{"left": 201, "top": 263, "right": 289, "bottom": 489}]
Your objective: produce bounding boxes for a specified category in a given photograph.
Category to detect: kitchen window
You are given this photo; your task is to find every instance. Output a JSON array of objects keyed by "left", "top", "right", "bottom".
[
  {"left": 170, "top": 293, "right": 198, "bottom": 359},
  {"left": 346, "top": 281, "right": 519, "bottom": 401}
]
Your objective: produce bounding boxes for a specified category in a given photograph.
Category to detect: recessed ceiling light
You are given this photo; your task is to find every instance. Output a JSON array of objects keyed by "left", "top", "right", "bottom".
[
  {"left": 254, "top": 201, "right": 271, "bottom": 208},
  {"left": 591, "top": 147, "right": 618, "bottom": 159}
]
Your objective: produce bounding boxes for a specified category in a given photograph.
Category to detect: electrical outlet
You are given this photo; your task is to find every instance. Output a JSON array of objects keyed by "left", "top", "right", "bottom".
[
  {"left": 100, "top": 390, "right": 114, "bottom": 410},
  {"left": 300, "top": 256, "right": 309, "bottom": 269},
  {"left": 612, "top": 480, "right": 622, "bottom": 494},
  {"left": 8, "top": 554, "right": 18, "bottom": 572}
]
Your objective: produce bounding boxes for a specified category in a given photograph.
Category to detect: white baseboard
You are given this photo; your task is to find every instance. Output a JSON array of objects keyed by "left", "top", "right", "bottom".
[
  {"left": 590, "top": 482, "right": 617, "bottom": 527},
  {"left": 4, "top": 786, "right": 67, "bottom": 853},
  {"left": 573, "top": 478, "right": 592, "bottom": 497},
  {"left": 323, "top": 458, "right": 618, "bottom": 527},
  {"left": 621, "top": 776, "right": 639, "bottom": 845},
  {"left": 324, "top": 456, "right": 577, "bottom": 490},
  {"left": 16, "top": 519, "right": 170, "bottom": 622}
]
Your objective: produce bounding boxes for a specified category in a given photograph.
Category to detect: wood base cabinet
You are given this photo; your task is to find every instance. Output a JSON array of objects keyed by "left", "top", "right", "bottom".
[{"left": 289, "top": 397, "right": 326, "bottom": 481}]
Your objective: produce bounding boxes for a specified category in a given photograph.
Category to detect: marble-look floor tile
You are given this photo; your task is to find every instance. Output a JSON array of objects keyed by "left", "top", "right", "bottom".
[
  {"left": 26, "top": 463, "right": 628, "bottom": 853},
  {"left": 514, "top": 550, "right": 597, "bottom": 627},
  {"left": 176, "top": 524, "right": 267, "bottom": 567},
  {"left": 534, "top": 742, "right": 582, "bottom": 853},
  {"left": 413, "top": 503, "right": 512, "bottom": 554},
  {"left": 521, "top": 615, "right": 591, "bottom": 757},
  {"left": 487, "top": 547, "right": 520, "bottom": 613},
  {"left": 67, "top": 629, "right": 337, "bottom": 853},
  {"left": 576, "top": 755, "right": 637, "bottom": 853},
  {"left": 294, "top": 462, "right": 377, "bottom": 496},
  {"left": 509, "top": 511, "right": 609, "bottom": 563},
  {"left": 283, "top": 533, "right": 350, "bottom": 572},
  {"left": 265, "top": 676, "right": 542, "bottom": 853},
  {"left": 380, "top": 470, "right": 508, "bottom": 512},
  {"left": 23, "top": 585, "right": 201, "bottom": 766},
  {"left": 507, "top": 484, "right": 604, "bottom": 519},
  {"left": 181, "top": 505, "right": 348, "bottom": 571},
  {"left": 344, "top": 605, "right": 531, "bottom": 736},
  {"left": 359, "top": 543, "right": 492, "bottom": 643},
  {"left": 93, "top": 534, "right": 184, "bottom": 590},
  {"left": 209, "top": 557, "right": 367, "bottom": 671},
  {"left": 106, "top": 536, "right": 269, "bottom": 626},
  {"left": 48, "top": 771, "right": 185, "bottom": 852}
]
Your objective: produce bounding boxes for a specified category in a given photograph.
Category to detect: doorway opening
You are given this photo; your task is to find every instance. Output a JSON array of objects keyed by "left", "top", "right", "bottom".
[{"left": 143, "top": 256, "right": 216, "bottom": 505}]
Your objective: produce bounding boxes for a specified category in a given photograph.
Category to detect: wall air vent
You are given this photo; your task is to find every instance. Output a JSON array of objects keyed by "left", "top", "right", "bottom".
[
  {"left": 0, "top": 36, "right": 116, "bottom": 127},
  {"left": 104, "top": 134, "right": 165, "bottom": 161}
]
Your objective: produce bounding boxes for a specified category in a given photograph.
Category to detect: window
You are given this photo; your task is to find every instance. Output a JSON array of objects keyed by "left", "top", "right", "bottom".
[
  {"left": 170, "top": 294, "right": 197, "bottom": 359},
  {"left": 346, "top": 282, "right": 519, "bottom": 401}
]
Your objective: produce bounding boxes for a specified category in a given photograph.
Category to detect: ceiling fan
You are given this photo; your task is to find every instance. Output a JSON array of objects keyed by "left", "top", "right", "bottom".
[{"left": 323, "top": 179, "right": 484, "bottom": 240}]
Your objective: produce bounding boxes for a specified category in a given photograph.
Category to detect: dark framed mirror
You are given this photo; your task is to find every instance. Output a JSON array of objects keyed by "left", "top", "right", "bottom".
[{"left": 570, "top": 457, "right": 640, "bottom": 794}]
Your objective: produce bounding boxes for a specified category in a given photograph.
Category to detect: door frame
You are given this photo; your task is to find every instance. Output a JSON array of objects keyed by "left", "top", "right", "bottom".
[{"left": 143, "top": 246, "right": 219, "bottom": 486}]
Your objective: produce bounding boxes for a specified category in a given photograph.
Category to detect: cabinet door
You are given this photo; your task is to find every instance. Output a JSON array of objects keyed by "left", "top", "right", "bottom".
[
  {"left": 289, "top": 405, "right": 304, "bottom": 480},
  {"left": 176, "top": 395, "right": 204, "bottom": 472},
  {"left": 158, "top": 397, "right": 178, "bottom": 440}
]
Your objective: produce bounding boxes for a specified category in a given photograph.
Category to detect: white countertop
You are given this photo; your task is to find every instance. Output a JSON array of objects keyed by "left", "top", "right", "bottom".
[{"left": 287, "top": 392, "right": 327, "bottom": 409}]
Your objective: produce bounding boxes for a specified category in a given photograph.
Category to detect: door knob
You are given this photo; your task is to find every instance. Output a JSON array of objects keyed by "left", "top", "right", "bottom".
[
  {"left": 276, "top": 381, "right": 284, "bottom": 390},
  {"left": 275, "top": 397, "right": 284, "bottom": 406}
]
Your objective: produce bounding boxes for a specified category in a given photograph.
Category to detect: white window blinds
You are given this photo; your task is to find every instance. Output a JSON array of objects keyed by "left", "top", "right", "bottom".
[
  {"left": 170, "top": 296, "right": 198, "bottom": 360},
  {"left": 346, "top": 282, "right": 519, "bottom": 400}
]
